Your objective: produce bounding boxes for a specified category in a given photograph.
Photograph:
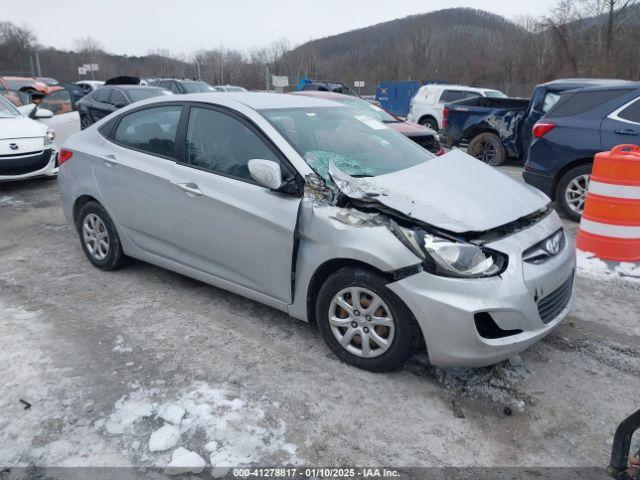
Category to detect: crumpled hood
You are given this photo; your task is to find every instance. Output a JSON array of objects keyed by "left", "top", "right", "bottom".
[
  {"left": 329, "top": 149, "right": 550, "bottom": 233},
  {"left": 0, "top": 115, "right": 47, "bottom": 140}
]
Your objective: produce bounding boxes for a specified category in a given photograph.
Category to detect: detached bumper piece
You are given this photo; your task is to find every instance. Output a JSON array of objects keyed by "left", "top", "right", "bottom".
[{"left": 0, "top": 149, "right": 53, "bottom": 176}]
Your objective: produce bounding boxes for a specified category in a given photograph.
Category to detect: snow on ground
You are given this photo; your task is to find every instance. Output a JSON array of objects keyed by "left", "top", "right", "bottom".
[
  {"left": 577, "top": 250, "right": 640, "bottom": 283},
  {"left": 93, "top": 381, "right": 301, "bottom": 469},
  {"left": 0, "top": 195, "right": 26, "bottom": 207}
]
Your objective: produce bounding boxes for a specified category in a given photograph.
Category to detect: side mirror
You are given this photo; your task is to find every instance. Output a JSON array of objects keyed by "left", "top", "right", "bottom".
[
  {"left": 113, "top": 101, "right": 127, "bottom": 108},
  {"left": 248, "top": 159, "right": 283, "bottom": 190},
  {"left": 35, "top": 108, "right": 54, "bottom": 119}
]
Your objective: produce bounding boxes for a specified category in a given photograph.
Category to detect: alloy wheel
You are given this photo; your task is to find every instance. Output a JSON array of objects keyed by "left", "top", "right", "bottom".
[
  {"left": 564, "top": 174, "right": 590, "bottom": 215},
  {"left": 82, "top": 213, "right": 109, "bottom": 261},
  {"left": 328, "top": 287, "right": 395, "bottom": 358}
]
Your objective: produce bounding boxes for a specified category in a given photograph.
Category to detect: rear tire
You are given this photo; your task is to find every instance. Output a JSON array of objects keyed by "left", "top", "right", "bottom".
[
  {"left": 555, "top": 164, "right": 592, "bottom": 222},
  {"left": 419, "top": 116, "right": 438, "bottom": 131},
  {"left": 76, "top": 201, "right": 125, "bottom": 271},
  {"left": 316, "top": 267, "right": 414, "bottom": 372},
  {"left": 467, "top": 132, "right": 506, "bottom": 166}
]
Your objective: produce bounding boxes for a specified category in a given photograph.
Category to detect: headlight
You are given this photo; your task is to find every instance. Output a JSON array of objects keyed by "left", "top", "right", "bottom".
[
  {"left": 45, "top": 129, "right": 55, "bottom": 145},
  {"left": 392, "top": 224, "right": 508, "bottom": 278}
]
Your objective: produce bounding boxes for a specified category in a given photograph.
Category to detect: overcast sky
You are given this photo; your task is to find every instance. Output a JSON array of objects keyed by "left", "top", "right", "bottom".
[{"left": 2, "top": 0, "right": 558, "bottom": 56}]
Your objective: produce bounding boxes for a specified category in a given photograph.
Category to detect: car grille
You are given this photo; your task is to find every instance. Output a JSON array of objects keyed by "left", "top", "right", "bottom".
[
  {"left": 411, "top": 135, "right": 442, "bottom": 154},
  {"left": 537, "top": 272, "right": 574, "bottom": 324},
  {"left": 0, "top": 149, "right": 52, "bottom": 176}
]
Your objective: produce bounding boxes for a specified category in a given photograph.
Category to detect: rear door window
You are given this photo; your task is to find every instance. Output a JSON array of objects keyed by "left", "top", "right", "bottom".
[
  {"left": 93, "top": 88, "right": 111, "bottom": 103},
  {"left": 113, "top": 105, "right": 182, "bottom": 158},
  {"left": 110, "top": 89, "right": 128, "bottom": 106},
  {"left": 39, "top": 89, "right": 73, "bottom": 115},
  {"left": 439, "top": 90, "right": 480, "bottom": 103},
  {"left": 546, "top": 89, "right": 634, "bottom": 118}
]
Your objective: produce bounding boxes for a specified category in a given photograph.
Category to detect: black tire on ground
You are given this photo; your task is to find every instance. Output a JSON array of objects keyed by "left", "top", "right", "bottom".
[
  {"left": 419, "top": 116, "right": 438, "bottom": 131},
  {"left": 555, "top": 164, "right": 592, "bottom": 222},
  {"left": 467, "top": 132, "right": 507, "bottom": 166},
  {"left": 80, "top": 114, "right": 92, "bottom": 130},
  {"left": 76, "top": 201, "right": 125, "bottom": 271},
  {"left": 316, "top": 267, "right": 414, "bottom": 372}
]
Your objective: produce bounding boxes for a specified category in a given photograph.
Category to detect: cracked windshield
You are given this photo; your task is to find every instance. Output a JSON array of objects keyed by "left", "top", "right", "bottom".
[{"left": 260, "top": 106, "right": 434, "bottom": 181}]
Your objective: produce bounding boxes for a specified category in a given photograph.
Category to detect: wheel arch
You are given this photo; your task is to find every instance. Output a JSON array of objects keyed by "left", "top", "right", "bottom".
[
  {"left": 73, "top": 195, "right": 101, "bottom": 228},
  {"left": 465, "top": 126, "right": 500, "bottom": 143},
  {"left": 418, "top": 114, "right": 438, "bottom": 128},
  {"left": 551, "top": 157, "right": 594, "bottom": 200},
  {"left": 305, "top": 258, "right": 427, "bottom": 353}
]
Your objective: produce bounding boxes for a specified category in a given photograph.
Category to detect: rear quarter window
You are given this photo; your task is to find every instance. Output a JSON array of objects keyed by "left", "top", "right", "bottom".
[
  {"left": 617, "top": 98, "right": 640, "bottom": 123},
  {"left": 546, "top": 89, "right": 634, "bottom": 118}
]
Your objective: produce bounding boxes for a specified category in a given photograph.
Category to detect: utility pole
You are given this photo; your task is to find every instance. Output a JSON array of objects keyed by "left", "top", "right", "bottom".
[
  {"left": 265, "top": 65, "right": 270, "bottom": 91},
  {"left": 34, "top": 52, "right": 42, "bottom": 78},
  {"left": 29, "top": 55, "right": 35, "bottom": 77}
]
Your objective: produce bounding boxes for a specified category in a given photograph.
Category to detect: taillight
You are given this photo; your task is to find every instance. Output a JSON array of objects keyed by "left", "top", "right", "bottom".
[
  {"left": 442, "top": 108, "right": 449, "bottom": 129},
  {"left": 58, "top": 148, "right": 73, "bottom": 165},
  {"left": 532, "top": 122, "right": 556, "bottom": 139}
]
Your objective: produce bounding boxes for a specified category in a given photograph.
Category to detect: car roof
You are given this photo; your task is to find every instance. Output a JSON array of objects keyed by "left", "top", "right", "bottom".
[
  {"left": 138, "top": 91, "right": 342, "bottom": 110},
  {"left": 421, "top": 84, "right": 490, "bottom": 92},
  {"left": 108, "top": 85, "right": 167, "bottom": 92},
  {"left": 290, "top": 91, "right": 352, "bottom": 101},
  {"left": 539, "top": 78, "right": 636, "bottom": 89}
]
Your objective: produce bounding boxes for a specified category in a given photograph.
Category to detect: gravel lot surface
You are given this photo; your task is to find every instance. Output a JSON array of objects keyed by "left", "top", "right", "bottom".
[{"left": 1, "top": 167, "right": 639, "bottom": 472}]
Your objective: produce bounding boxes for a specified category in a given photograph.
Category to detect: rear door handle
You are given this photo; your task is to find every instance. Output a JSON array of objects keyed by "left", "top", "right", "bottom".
[
  {"left": 176, "top": 182, "right": 203, "bottom": 196},
  {"left": 615, "top": 128, "right": 639, "bottom": 136}
]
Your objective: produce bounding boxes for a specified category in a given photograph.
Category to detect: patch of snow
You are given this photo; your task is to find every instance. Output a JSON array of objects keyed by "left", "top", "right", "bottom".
[
  {"left": 113, "top": 344, "right": 133, "bottom": 353},
  {"left": 204, "top": 441, "right": 218, "bottom": 452},
  {"left": 164, "top": 447, "right": 206, "bottom": 475},
  {"left": 158, "top": 403, "right": 186, "bottom": 425},
  {"left": 0, "top": 195, "right": 26, "bottom": 207},
  {"left": 577, "top": 250, "right": 640, "bottom": 283},
  {"left": 94, "top": 381, "right": 300, "bottom": 466},
  {"left": 149, "top": 424, "right": 181, "bottom": 452}
]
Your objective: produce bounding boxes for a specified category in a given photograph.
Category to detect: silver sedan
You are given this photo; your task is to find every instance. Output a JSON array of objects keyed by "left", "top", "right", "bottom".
[{"left": 57, "top": 92, "right": 575, "bottom": 371}]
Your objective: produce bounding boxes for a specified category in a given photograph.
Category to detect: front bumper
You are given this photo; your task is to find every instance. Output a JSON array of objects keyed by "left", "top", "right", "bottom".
[
  {"left": 388, "top": 211, "right": 576, "bottom": 367},
  {"left": 0, "top": 147, "right": 58, "bottom": 181}
]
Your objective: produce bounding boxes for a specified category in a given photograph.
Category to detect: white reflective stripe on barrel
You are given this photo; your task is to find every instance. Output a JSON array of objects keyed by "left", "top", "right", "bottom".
[
  {"left": 589, "top": 181, "right": 640, "bottom": 200},
  {"left": 580, "top": 218, "right": 640, "bottom": 239}
]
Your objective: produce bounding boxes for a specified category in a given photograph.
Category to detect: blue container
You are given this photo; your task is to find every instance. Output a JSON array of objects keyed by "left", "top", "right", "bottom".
[{"left": 376, "top": 81, "right": 421, "bottom": 117}]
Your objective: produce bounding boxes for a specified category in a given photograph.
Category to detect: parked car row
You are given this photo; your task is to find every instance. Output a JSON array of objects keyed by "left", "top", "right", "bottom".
[{"left": 435, "top": 78, "right": 640, "bottom": 221}]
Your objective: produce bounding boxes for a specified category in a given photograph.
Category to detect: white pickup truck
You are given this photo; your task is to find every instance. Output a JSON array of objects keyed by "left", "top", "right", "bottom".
[{"left": 407, "top": 84, "right": 506, "bottom": 131}]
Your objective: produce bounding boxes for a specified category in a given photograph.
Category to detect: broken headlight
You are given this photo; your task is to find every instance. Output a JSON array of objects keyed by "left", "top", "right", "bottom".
[{"left": 393, "top": 225, "right": 508, "bottom": 278}]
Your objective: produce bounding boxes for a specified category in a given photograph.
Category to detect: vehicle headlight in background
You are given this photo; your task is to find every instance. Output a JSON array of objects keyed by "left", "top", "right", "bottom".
[
  {"left": 392, "top": 224, "right": 508, "bottom": 278},
  {"left": 45, "top": 129, "right": 55, "bottom": 145}
]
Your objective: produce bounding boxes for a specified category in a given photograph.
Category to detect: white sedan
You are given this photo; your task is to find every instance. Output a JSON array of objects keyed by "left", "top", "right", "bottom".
[{"left": 0, "top": 96, "right": 58, "bottom": 181}]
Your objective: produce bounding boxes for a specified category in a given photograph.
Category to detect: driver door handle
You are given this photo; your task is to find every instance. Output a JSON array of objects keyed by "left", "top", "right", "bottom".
[{"left": 176, "top": 182, "right": 203, "bottom": 196}]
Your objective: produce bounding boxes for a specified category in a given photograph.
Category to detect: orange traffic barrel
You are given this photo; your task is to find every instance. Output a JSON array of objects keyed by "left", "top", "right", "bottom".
[{"left": 576, "top": 144, "right": 640, "bottom": 261}]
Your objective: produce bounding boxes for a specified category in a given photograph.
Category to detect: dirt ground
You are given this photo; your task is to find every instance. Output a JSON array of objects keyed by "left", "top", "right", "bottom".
[{"left": 1, "top": 168, "right": 639, "bottom": 472}]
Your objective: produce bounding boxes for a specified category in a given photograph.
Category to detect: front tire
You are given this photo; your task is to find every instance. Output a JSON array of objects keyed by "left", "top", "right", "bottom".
[
  {"left": 467, "top": 132, "right": 506, "bottom": 166},
  {"left": 316, "top": 268, "right": 414, "bottom": 372},
  {"left": 556, "top": 164, "right": 592, "bottom": 222},
  {"left": 76, "top": 201, "right": 125, "bottom": 271}
]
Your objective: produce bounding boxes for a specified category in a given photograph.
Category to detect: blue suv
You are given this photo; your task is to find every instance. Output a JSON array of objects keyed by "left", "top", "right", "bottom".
[{"left": 524, "top": 81, "right": 640, "bottom": 221}]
